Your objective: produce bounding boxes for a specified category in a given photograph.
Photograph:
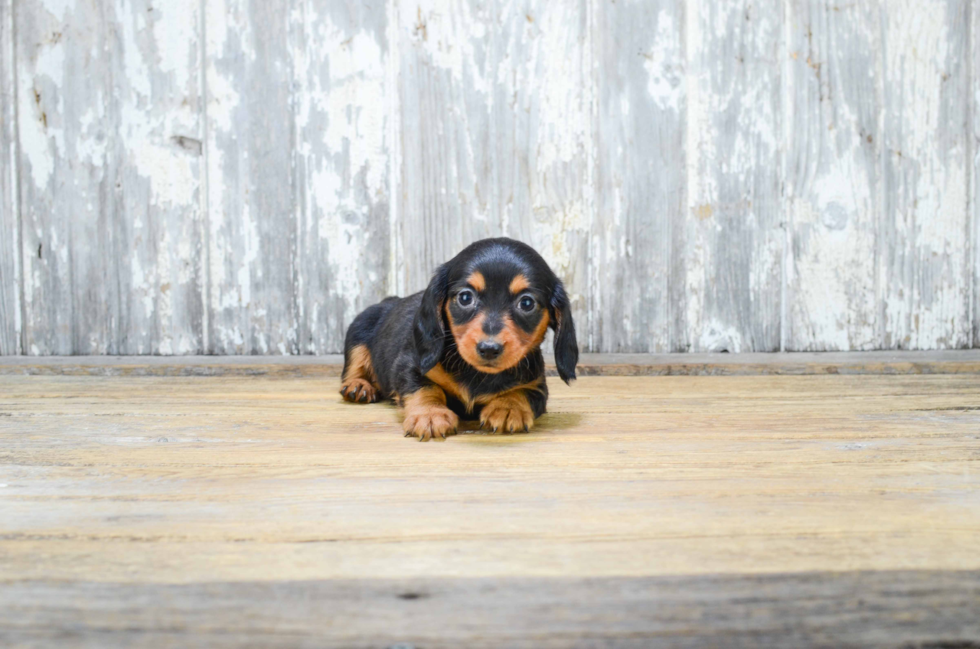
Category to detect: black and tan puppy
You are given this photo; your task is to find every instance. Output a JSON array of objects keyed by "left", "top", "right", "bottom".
[{"left": 340, "top": 238, "right": 578, "bottom": 441}]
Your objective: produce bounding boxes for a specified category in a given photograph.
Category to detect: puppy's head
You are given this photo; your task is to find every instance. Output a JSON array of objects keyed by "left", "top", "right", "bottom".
[{"left": 414, "top": 238, "right": 579, "bottom": 384}]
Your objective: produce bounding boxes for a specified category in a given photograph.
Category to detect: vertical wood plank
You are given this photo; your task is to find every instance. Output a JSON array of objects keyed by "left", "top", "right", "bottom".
[
  {"left": 17, "top": 0, "right": 204, "bottom": 354},
  {"left": 783, "top": 1, "right": 880, "bottom": 351},
  {"left": 205, "top": 0, "right": 297, "bottom": 354},
  {"left": 678, "top": 0, "right": 783, "bottom": 352},
  {"left": 114, "top": 0, "right": 206, "bottom": 354},
  {"left": 394, "top": 0, "right": 593, "bottom": 343},
  {"left": 394, "top": 0, "right": 499, "bottom": 294},
  {"left": 593, "top": 0, "right": 684, "bottom": 352},
  {"left": 973, "top": 0, "right": 980, "bottom": 349},
  {"left": 290, "top": 0, "right": 390, "bottom": 354},
  {"left": 0, "top": 0, "right": 19, "bottom": 354},
  {"left": 880, "top": 0, "right": 971, "bottom": 349},
  {"left": 17, "top": 0, "right": 108, "bottom": 354},
  {"left": 491, "top": 0, "right": 593, "bottom": 348}
]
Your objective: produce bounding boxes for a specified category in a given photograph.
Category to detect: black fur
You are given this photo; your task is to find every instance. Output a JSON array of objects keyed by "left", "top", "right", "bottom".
[{"left": 341, "top": 237, "right": 578, "bottom": 423}]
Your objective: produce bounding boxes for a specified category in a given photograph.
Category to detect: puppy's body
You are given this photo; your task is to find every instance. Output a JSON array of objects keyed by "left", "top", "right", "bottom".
[{"left": 341, "top": 238, "right": 577, "bottom": 441}]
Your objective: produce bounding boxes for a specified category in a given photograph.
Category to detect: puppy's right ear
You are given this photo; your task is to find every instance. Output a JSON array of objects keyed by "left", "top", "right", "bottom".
[{"left": 413, "top": 264, "right": 450, "bottom": 374}]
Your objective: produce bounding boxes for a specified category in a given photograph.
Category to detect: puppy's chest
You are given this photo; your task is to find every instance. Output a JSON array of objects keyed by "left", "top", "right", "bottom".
[{"left": 425, "top": 363, "right": 539, "bottom": 412}]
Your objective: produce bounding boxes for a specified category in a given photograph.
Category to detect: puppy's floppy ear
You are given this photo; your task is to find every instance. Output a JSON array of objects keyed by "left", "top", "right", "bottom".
[
  {"left": 549, "top": 281, "right": 578, "bottom": 384},
  {"left": 413, "top": 263, "right": 450, "bottom": 374}
]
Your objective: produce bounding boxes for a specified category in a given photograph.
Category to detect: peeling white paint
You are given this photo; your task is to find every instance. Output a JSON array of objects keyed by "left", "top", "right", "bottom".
[
  {"left": 643, "top": 9, "right": 682, "bottom": 112},
  {"left": 5, "top": 0, "right": 978, "bottom": 355}
]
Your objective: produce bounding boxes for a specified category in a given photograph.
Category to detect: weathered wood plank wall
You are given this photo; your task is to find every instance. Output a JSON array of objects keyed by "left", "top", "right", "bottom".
[
  {"left": 0, "top": 0, "right": 18, "bottom": 355},
  {"left": 0, "top": 0, "right": 977, "bottom": 354}
]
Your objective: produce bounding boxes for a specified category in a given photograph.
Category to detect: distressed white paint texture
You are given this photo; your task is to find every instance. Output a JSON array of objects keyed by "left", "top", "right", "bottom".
[
  {"left": 2, "top": 0, "right": 979, "bottom": 355},
  {"left": 205, "top": 0, "right": 297, "bottom": 354},
  {"left": 880, "top": 0, "right": 971, "bottom": 349},
  {"left": 0, "top": 0, "right": 19, "bottom": 354},
  {"left": 114, "top": 0, "right": 205, "bottom": 355},
  {"left": 491, "top": 0, "right": 592, "bottom": 341},
  {"left": 291, "top": 0, "right": 389, "bottom": 354},
  {"left": 16, "top": 0, "right": 204, "bottom": 354},
  {"left": 594, "top": 0, "right": 684, "bottom": 352},
  {"left": 784, "top": 1, "right": 880, "bottom": 351},
  {"left": 681, "top": 0, "right": 783, "bottom": 352},
  {"left": 975, "top": 0, "right": 980, "bottom": 348},
  {"left": 395, "top": 0, "right": 501, "bottom": 294},
  {"left": 395, "top": 0, "right": 592, "bottom": 342}
]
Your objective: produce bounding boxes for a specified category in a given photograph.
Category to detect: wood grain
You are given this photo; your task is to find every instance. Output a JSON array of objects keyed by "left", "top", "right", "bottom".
[
  {"left": 204, "top": 0, "right": 297, "bottom": 354},
  {"left": 680, "top": 0, "right": 783, "bottom": 353},
  {"left": 1, "top": 0, "right": 979, "bottom": 356},
  {"left": 2, "top": 572, "right": 978, "bottom": 648},
  {"left": 0, "top": 0, "right": 18, "bottom": 355},
  {"left": 394, "top": 0, "right": 592, "bottom": 340},
  {"left": 290, "top": 0, "right": 390, "bottom": 354},
  {"left": 3, "top": 350, "right": 980, "bottom": 377},
  {"left": 1, "top": 372, "right": 979, "bottom": 644},
  {"left": 974, "top": 0, "right": 980, "bottom": 351},
  {"left": 16, "top": 0, "right": 205, "bottom": 355},
  {"left": 880, "top": 0, "right": 972, "bottom": 350},
  {"left": 784, "top": 1, "right": 880, "bottom": 351},
  {"left": 593, "top": 0, "right": 684, "bottom": 353}
]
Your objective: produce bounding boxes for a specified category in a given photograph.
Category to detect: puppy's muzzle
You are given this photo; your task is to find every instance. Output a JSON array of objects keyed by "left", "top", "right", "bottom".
[{"left": 476, "top": 339, "right": 504, "bottom": 361}]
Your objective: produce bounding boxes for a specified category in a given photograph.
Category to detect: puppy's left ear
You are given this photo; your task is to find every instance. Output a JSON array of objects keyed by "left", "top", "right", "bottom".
[
  {"left": 413, "top": 264, "right": 450, "bottom": 374},
  {"left": 550, "top": 281, "right": 578, "bottom": 384}
]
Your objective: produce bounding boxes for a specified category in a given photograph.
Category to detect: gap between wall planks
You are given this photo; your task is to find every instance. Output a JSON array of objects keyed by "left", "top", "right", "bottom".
[{"left": 1, "top": 0, "right": 978, "bottom": 355}]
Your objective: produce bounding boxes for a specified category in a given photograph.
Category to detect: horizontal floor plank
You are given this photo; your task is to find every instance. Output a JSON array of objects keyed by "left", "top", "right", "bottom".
[
  {"left": 1, "top": 350, "right": 980, "bottom": 376},
  {"left": 2, "top": 373, "right": 979, "bottom": 646},
  {"left": 2, "top": 571, "right": 979, "bottom": 649}
]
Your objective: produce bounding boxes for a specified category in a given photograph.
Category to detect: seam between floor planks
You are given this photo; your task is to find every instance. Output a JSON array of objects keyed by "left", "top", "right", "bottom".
[{"left": 1, "top": 350, "right": 980, "bottom": 376}]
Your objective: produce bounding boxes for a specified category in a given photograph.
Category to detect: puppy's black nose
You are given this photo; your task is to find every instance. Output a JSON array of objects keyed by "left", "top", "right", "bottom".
[{"left": 477, "top": 340, "right": 503, "bottom": 360}]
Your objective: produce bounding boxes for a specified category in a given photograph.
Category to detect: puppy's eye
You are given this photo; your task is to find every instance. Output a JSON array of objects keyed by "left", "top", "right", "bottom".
[
  {"left": 517, "top": 295, "right": 536, "bottom": 312},
  {"left": 457, "top": 290, "right": 475, "bottom": 307}
]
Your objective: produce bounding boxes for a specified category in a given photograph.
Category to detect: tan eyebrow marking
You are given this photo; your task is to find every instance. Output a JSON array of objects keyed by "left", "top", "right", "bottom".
[
  {"left": 509, "top": 274, "right": 529, "bottom": 294},
  {"left": 467, "top": 271, "right": 486, "bottom": 292}
]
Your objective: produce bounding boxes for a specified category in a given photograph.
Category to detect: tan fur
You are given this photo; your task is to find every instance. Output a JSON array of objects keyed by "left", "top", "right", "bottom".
[
  {"left": 474, "top": 377, "right": 545, "bottom": 406},
  {"left": 466, "top": 271, "right": 486, "bottom": 292},
  {"left": 340, "top": 344, "right": 381, "bottom": 403},
  {"left": 402, "top": 386, "right": 459, "bottom": 441},
  {"left": 426, "top": 363, "right": 474, "bottom": 411},
  {"left": 448, "top": 306, "right": 491, "bottom": 370},
  {"left": 447, "top": 305, "right": 550, "bottom": 374},
  {"left": 509, "top": 274, "right": 529, "bottom": 294},
  {"left": 488, "top": 311, "right": 550, "bottom": 373},
  {"left": 480, "top": 390, "right": 535, "bottom": 433}
]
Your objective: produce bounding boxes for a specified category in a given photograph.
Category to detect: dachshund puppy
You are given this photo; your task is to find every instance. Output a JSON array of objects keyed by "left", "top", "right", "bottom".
[{"left": 340, "top": 238, "right": 578, "bottom": 441}]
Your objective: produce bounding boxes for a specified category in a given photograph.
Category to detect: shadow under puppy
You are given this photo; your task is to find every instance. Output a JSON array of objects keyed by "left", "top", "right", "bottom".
[{"left": 340, "top": 238, "right": 578, "bottom": 441}]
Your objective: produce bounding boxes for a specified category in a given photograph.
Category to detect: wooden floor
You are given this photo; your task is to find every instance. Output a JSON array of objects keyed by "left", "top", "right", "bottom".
[{"left": 1, "top": 366, "right": 979, "bottom": 647}]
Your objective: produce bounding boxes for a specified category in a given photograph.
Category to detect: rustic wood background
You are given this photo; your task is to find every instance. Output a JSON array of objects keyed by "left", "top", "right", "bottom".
[{"left": 0, "top": 0, "right": 977, "bottom": 355}]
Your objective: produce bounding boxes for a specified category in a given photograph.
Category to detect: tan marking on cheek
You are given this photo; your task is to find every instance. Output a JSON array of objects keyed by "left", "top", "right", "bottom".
[
  {"left": 467, "top": 271, "right": 486, "bottom": 292},
  {"left": 530, "top": 310, "right": 550, "bottom": 347},
  {"left": 509, "top": 274, "right": 529, "bottom": 294},
  {"left": 488, "top": 312, "right": 549, "bottom": 372},
  {"left": 450, "top": 310, "right": 488, "bottom": 369}
]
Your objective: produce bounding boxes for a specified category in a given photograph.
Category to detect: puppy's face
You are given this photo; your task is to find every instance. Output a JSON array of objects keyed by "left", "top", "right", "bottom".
[
  {"left": 445, "top": 268, "right": 550, "bottom": 373},
  {"left": 414, "top": 238, "right": 578, "bottom": 384}
]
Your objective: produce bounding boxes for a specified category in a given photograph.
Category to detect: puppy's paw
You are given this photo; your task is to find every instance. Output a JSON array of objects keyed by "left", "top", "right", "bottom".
[
  {"left": 480, "top": 393, "right": 535, "bottom": 434},
  {"left": 340, "top": 378, "right": 380, "bottom": 403},
  {"left": 403, "top": 406, "right": 459, "bottom": 442}
]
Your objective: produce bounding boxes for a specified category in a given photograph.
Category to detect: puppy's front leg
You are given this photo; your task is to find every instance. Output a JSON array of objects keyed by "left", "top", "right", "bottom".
[
  {"left": 479, "top": 389, "right": 541, "bottom": 434},
  {"left": 402, "top": 386, "right": 459, "bottom": 442}
]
